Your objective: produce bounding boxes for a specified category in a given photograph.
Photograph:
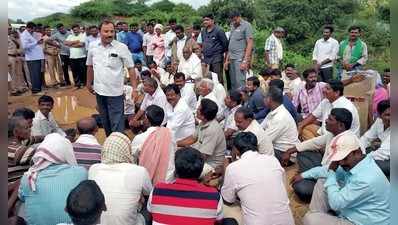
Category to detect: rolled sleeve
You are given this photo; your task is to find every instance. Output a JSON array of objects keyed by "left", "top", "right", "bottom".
[
  {"left": 357, "top": 42, "right": 368, "bottom": 65},
  {"left": 301, "top": 166, "right": 328, "bottom": 180},
  {"left": 86, "top": 49, "right": 93, "bottom": 66},
  {"left": 296, "top": 134, "right": 328, "bottom": 152},
  {"left": 120, "top": 45, "right": 134, "bottom": 68}
]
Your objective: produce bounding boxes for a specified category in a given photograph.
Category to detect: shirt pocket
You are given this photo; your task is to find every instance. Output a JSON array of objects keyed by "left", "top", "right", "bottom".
[{"left": 106, "top": 55, "right": 122, "bottom": 69}]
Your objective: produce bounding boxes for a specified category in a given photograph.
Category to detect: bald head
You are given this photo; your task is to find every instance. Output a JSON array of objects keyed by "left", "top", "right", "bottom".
[{"left": 77, "top": 117, "right": 98, "bottom": 135}]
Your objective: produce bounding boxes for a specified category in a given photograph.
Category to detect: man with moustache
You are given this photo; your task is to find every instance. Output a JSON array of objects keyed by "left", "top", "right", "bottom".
[
  {"left": 86, "top": 19, "right": 138, "bottom": 136},
  {"left": 293, "top": 68, "right": 327, "bottom": 121}
]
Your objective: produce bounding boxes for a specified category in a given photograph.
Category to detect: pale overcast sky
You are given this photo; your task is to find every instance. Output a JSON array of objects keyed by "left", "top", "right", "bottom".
[{"left": 8, "top": 0, "right": 210, "bottom": 22}]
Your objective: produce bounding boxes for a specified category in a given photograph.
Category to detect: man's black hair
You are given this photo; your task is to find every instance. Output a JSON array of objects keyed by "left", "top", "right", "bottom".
[
  {"left": 302, "top": 68, "right": 317, "bottom": 79},
  {"left": 71, "top": 24, "right": 80, "bottom": 29},
  {"left": 12, "top": 107, "right": 35, "bottom": 120},
  {"left": 8, "top": 116, "right": 24, "bottom": 138},
  {"left": 77, "top": 118, "right": 98, "bottom": 135},
  {"left": 266, "top": 86, "right": 283, "bottom": 105},
  {"left": 233, "top": 132, "right": 258, "bottom": 154},
  {"left": 174, "top": 72, "right": 186, "bottom": 80},
  {"left": 174, "top": 25, "right": 184, "bottom": 32},
  {"left": 145, "top": 105, "right": 164, "bottom": 127},
  {"left": 348, "top": 25, "right": 361, "bottom": 32},
  {"left": 330, "top": 108, "right": 353, "bottom": 130},
  {"left": 168, "top": 18, "right": 177, "bottom": 24},
  {"left": 56, "top": 23, "right": 64, "bottom": 29},
  {"left": 228, "top": 90, "right": 242, "bottom": 105},
  {"left": 247, "top": 76, "right": 260, "bottom": 88},
  {"left": 202, "top": 14, "right": 214, "bottom": 20},
  {"left": 324, "top": 25, "right": 334, "bottom": 33},
  {"left": 66, "top": 180, "right": 106, "bottom": 225},
  {"left": 327, "top": 80, "right": 344, "bottom": 96},
  {"left": 269, "top": 79, "right": 284, "bottom": 91},
  {"left": 235, "top": 107, "right": 254, "bottom": 120},
  {"left": 38, "top": 95, "right": 54, "bottom": 105},
  {"left": 164, "top": 84, "right": 181, "bottom": 96},
  {"left": 229, "top": 11, "right": 241, "bottom": 18},
  {"left": 285, "top": 63, "right": 295, "bottom": 69},
  {"left": 377, "top": 99, "right": 390, "bottom": 116},
  {"left": 192, "top": 24, "right": 201, "bottom": 30},
  {"left": 26, "top": 22, "right": 35, "bottom": 29},
  {"left": 175, "top": 147, "right": 204, "bottom": 179},
  {"left": 259, "top": 68, "right": 274, "bottom": 77},
  {"left": 199, "top": 99, "right": 218, "bottom": 121}
]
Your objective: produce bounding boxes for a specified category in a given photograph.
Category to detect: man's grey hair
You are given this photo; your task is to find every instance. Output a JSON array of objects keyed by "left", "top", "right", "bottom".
[
  {"left": 274, "top": 27, "right": 285, "bottom": 32},
  {"left": 198, "top": 78, "right": 214, "bottom": 91}
]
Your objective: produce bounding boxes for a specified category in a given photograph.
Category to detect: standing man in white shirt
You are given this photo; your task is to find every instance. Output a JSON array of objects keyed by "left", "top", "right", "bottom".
[
  {"left": 164, "top": 18, "right": 177, "bottom": 63},
  {"left": 142, "top": 22, "right": 155, "bottom": 65},
  {"left": 164, "top": 84, "right": 195, "bottom": 142},
  {"left": 65, "top": 24, "right": 87, "bottom": 88},
  {"left": 264, "top": 27, "right": 284, "bottom": 69},
  {"left": 86, "top": 19, "right": 138, "bottom": 136},
  {"left": 222, "top": 132, "right": 295, "bottom": 225},
  {"left": 298, "top": 79, "right": 360, "bottom": 140},
  {"left": 312, "top": 25, "right": 339, "bottom": 82},
  {"left": 261, "top": 87, "right": 299, "bottom": 165},
  {"left": 20, "top": 22, "right": 45, "bottom": 94}
]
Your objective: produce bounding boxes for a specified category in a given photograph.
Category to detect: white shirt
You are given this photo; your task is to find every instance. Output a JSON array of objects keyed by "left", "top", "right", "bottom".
[
  {"left": 224, "top": 105, "right": 240, "bottom": 131},
  {"left": 143, "top": 32, "right": 155, "bottom": 56},
  {"left": 221, "top": 151, "right": 294, "bottom": 225},
  {"left": 164, "top": 30, "right": 176, "bottom": 58},
  {"left": 74, "top": 134, "right": 101, "bottom": 146},
  {"left": 243, "top": 120, "right": 274, "bottom": 155},
  {"left": 20, "top": 30, "right": 44, "bottom": 61},
  {"left": 140, "top": 87, "right": 172, "bottom": 125},
  {"left": 166, "top": 99, "right": 195, "bottom": 141},
  {"left": 160, "top": 71, "right": 174, "bottom": 86},
  {"left": 87, "top": 40, "right": 134, "bottom": 96},
  {"left": 66, "top": 33, "right": 86, "bottom": 59},
  {"left": 260, "top": 105, "right": 299, "bottom": 152},
  {"left": 176, "top": 36, "right": 187, "bottom": 61},
  {"left": 312, "top": 96, "right": 360, "bottom": 136},
  {"left": 360, "top": 118, "right": 390, "bottom": 161},
  {"left": 180, "top": 83, "right": 197, "bottom": 111},
  {"left": 178, "top": 54, "right": 202, "bottom": 80},
  {"left": 131, "top": 126, "right": 175, "bottom": 182},
  {"left": 312, "top": 37, "right": 339, "bottom": 69},
  {"left": 196, "top": 91, "right": 223, "bottom": 119},
  {"left": 89, "top": 163, "right": 153, "bottom": 225},
  {"left": 124, "top": 85, "right": 135, "bottom": 115},
  {"left": 283, "top": 76, "right": 304, "bottom": 99},
  {"left": 31, "top": 110, "right": 66, "bottom": 137}
]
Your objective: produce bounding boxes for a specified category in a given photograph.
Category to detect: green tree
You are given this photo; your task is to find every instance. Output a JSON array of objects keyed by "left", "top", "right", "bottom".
[{"left": 151, "top": 0, "right": 176, "bottom": 12}]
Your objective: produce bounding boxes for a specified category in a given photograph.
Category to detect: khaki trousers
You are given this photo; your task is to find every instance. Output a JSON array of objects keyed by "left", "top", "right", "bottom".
[
  {"left": 300, "top": 124, "right": 320, "bottom": 141},
  {"left": 8, "top": 56, "right": 27, "bottom": 91},
  {"left": 303, "top": 179, "right": 354, "bottom": 225},
  {"left": 45, "top": 54, "right": 64, "bottom": 85}
]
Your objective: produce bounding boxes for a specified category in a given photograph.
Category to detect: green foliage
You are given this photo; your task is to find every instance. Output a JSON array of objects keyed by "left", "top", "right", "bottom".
[
  {"left": 197, "top": 0, "right": 255, "bottom": 24},
  {"left": 150, "top": 0, "right": 175, "bottom": 12}
]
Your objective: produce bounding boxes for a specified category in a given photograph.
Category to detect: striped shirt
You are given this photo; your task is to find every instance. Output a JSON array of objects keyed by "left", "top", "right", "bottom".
[
  {"left": 8, "top": 140, "right": 36, "bottom": 183},
  {"left": 72, "top": 134, "right": 102, "bottom": 170},
  {"left": 293, "top": 82, "right": 326, "bottom": 119},
  {"left": 148, "top": 178, "right": 223, "bottom": 225}
]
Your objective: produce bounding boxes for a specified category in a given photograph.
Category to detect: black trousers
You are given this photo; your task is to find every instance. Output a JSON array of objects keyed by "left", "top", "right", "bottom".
[
  {"left": 292, "top": 151, "right": 323, "bottom": 203},
  {"left": 209, "top": 61, "right": 224, "bottom": 85},
  {"left": 319, "top": 67, "right": 333, "bottom": 82},
  {"left": 60, "top": 54, "right": 71, "bottom": 85},
  {"left": 70, "top": 57, "right": 87, "bottom": 86},
  {"left": 26, "top": 60, "right": 43, "bottom": 92}
]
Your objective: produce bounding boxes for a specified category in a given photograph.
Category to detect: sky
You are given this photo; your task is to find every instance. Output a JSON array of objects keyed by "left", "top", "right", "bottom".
[{"left": 8, "top": 0, "right": 210, "bottom": 22}]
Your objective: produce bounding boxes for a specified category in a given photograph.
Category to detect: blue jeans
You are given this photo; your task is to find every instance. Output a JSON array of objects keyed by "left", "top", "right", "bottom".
[
  {"left": 132, "top": 52, "right": 144, "bottom": 64},
  {"left": 95, "top": 94, "right": 125, "bottom": 136}
]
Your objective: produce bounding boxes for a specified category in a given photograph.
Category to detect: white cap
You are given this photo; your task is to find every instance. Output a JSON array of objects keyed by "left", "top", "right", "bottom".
[{"left": 329, "top": 133, "right": 362, "bottom": 162}]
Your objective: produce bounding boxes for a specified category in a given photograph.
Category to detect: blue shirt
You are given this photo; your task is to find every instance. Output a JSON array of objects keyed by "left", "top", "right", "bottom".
[
  {"left": 126, "top": 32, "right": 143, "bottom": 53},
  {"left": 255, "top": 94, "right": 299, "bottom": 122},
  {"left": 20, "top": 30, "right": 44, "bottom": 61},
  {"left": 303, "top": 155, "right": 390, "bottom": 225},
  {"left": 19, "top": 164, "right": 88, "bottom": 225},
  {"left": 247, "top": 88, "right": 266, "bottom": 121},
  {"left": 117, "top": 31, "right": 128, "bottom": 45}
]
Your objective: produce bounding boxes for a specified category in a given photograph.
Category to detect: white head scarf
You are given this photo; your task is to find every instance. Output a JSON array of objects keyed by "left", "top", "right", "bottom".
[
  {"left": 154, "top": 24, "right": 164, "bottom": 31},
  {"left": 25, "top": 133, "right": 77, "bottom": 191}
]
